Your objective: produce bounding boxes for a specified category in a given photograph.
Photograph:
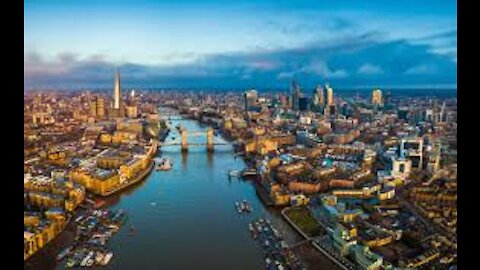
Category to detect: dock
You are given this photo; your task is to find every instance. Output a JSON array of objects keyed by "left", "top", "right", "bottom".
[{"left": 252, "top": 180, "right": 274, "bottom": 206}]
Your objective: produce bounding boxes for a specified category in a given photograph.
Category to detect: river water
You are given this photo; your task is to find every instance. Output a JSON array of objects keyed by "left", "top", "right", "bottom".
[{"left": 25, "top": 109, "right": 341, "bottom": 270}]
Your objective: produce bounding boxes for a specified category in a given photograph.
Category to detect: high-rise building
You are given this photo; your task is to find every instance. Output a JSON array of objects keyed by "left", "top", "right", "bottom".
[
  {"left": 372, "top": 89, "right": 383, "bottom": 105},
  {"left": 126, "top": 105, "right": 138, "bottom": 118},
  {"left": 96, "top": 97, "right": 105, "bottom": 118},
  {"left": 244, "top": 89, "right": 258, "bottom": 112},
  {"left": 326, "top": 84, "right": 334, "bottom": 106},
  {"left": 279, "top": 94, "right": 288, "bottom": 108},
  {"left": 298, "top": 97, "right": 310, "bottom": 111},
  {"left": 89, "top": 100, "right": 97, "bottom": 117},
  {"left": 113, "top": 68, "right": 121, "bottom": 110},
  {"left": 312, "top": 86, "right": 325, "bottom": 111},
  {"left": 291, "top": 81, "right": 302, "bottom": 111},
  {"left": 400, "top": 137, "right": 424, "bottom": 169},
  {"left": 125, "top": 89, "right": 138, "bottom": 118}
]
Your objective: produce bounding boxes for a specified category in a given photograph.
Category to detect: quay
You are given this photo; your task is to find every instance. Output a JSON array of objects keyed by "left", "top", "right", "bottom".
[
  {"left": 101, "top": 160, "right": 154, "bottom": 197},
  {"left": 252, "top": 180, "right": 274, "bottom": 207}
]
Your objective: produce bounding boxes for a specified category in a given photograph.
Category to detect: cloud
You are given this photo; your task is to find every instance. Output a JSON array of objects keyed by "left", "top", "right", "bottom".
[
  {"left": 301, "top": 61, "right": 348, "bottom": 78},
  {"left": 410, "top": 29, "right": 457, "bottom": 62},
  {"left": 357, "top": 64, "right": 384, "bottom": 75},
  {"left": 405, "top": 64, "right": 436, "bottom": 75},
  {"left": 24, "top": 31, "right": 456, "bottom": 90}
]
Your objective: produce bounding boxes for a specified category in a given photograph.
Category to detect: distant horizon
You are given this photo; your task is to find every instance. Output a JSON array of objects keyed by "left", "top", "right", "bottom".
[{"left": 23, "top": 85, "right": 458, "bottom": 96}]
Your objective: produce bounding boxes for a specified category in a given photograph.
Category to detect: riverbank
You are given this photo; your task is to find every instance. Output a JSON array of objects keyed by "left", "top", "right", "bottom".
[{"left": 102, "top": 160, "right": 155, "bottom": 197}]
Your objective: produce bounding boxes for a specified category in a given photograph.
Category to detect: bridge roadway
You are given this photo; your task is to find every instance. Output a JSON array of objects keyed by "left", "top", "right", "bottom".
[{"left": 161, "top": 142, "right": 230, "bottom": 146}]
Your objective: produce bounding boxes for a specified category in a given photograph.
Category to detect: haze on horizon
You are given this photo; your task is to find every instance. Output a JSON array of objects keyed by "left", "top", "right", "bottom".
[{"left": 24, "top": 0, "right": 457, "bottom": 90}]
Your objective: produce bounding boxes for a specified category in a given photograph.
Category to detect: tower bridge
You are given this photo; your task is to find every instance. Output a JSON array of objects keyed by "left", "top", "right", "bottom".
[{"left": 160, "top": 127, "right": 230, "bottom": 152}]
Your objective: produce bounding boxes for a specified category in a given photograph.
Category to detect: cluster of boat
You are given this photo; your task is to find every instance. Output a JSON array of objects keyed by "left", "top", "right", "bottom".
[
  {"left": 249, "top": 218, "right": 304, "bottom": 270},
  {"left": 57, "top": 209, "right": 127, "bottom": 268},
  {"left": 60, "top": 248, "right": 113, "bottom": 267},
  {"left": 235, "top": 200, "right": 252, "bottom": 213},
  {"left": 155, "top": 157, "right": 172, "bottom": 171}
]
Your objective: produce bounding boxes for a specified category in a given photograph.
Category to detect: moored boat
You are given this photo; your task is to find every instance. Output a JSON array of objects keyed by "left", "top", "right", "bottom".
[
  {"left": 156, "top": 158, "right": 172, "bottom": 171},
  {"left": 101, "top": 252, "right": 114, "bottom": 266},
  {"left": 95, "top": 251, "right": 105, "bottom": 265},
  {"left": 56, "top": 246, "right": 72, "bottom": 261}
]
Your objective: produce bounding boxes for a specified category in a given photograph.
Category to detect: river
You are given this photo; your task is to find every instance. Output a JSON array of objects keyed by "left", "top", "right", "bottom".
[{"left": 25, "top": 109, "right": 341, "bottom": 270}]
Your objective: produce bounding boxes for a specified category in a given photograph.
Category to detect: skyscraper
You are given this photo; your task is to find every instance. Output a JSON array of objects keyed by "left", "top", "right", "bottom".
[
  {"left": 326, "top": 84, "right": 334, "bottom": 106},
  {"left": 113, "top": 68, "right": 121, "bottom": 110},
  {"left": 291, "top": 80, "right": 302, "bottom": 111},
  {"left": 312, "top": 85, "right": 324, "bottom": 112},
  {"left": 372, "top": 89, "right": 383, "bottom": 105},
  {"left": 89, "top": 100, "right": 97, "bottom": 117},
  {"left": 96, "top": 97, "right": 105, "bottom": 118},
  {"left": 244, "top": 89, "right": 258, "bottom": 112}
]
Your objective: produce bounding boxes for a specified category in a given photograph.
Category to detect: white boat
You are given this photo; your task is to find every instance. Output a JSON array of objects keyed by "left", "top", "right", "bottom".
[
  {"left": 95, "top": 252, "right": 105, "bottom": 265},
  {"left": 156, "top": 158, "right": 172, "bottom": 171},
  {"left": 235, "top": 202, "right": 242, "bottom": 213},
  {"left": 56, "top": 246, "right": 72, "bottom": 261},
  {"left": 81, "top": 251, "right": 94, "bottom": 267},
  {"left": 86, "top": 258, "right": 95, "bottom": 267},
  {"left": 101, "top": 252, "right": 114, "bottom": 266},
  {"left": 228, "top": 170, "right": 241, "bottom": 177}
]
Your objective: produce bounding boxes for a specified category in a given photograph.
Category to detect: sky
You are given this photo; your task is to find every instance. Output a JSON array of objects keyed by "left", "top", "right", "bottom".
[{"left": 24, "top": 0, "right": 457, "bottom": 90}]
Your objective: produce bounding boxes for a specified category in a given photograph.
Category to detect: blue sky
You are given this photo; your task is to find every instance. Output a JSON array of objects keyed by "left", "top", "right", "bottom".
[{"left": 24, "top": 0, "right": 457, "bottom": 90}]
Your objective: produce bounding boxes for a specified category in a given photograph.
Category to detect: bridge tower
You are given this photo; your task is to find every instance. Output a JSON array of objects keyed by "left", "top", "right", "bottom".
[
  {"left": 181, "top": 129, "right": 188, "bottom": 152},
  {"left": 207, "top": 127, "right": 214, "bottom": 152}
]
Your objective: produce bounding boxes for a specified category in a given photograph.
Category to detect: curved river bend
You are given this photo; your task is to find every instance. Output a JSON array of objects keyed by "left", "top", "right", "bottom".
[{"left": 25, "top": 109, "right": 341, "bottom": 270}]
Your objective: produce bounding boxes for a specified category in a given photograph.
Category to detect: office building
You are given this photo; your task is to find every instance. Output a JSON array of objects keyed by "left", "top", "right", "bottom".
[
  {"left": 96, "top": 97, "right": 105, "bottom": 118},
  {"left": 312, "top": 85, "right": 325, "bottom": 111},
  {"left": 113, "top": 68, "right": 121, "bottom": 110},
  {"left": 89, "top": 100, "right": 97, "bottom": 117},
  {"left": 326, "top": 84, "right": 334, "bottom": 106},
  {"left": 400, "top": 137, "right": 424, "bottom": 169},
  {"left": 372, "top": 89, "right": 383, "bottom": 106},
  {"left": 244, "top": 89, "right": 258, "bottom": 112},
  {"left": 291, "top": 81, "right": 302, "bottom": 111},
  {"left": 298, "top": 97, "right": 310, "bottom": 111}
]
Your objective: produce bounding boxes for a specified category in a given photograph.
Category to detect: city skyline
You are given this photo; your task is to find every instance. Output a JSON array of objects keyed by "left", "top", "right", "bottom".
[{"left": 25, "top": 0, "right": 457, "bottom": 90}]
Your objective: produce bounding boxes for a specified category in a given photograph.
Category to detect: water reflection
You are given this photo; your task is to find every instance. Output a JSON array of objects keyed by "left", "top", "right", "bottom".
[
  {"left": 206, "top": 151, "right": 213, "bottom": 168},
  {"left": 181, "top": 151, "right": 188, "bottom": 168}
]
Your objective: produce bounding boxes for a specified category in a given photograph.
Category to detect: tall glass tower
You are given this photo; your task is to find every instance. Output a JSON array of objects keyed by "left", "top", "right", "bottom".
[{"left": 113, "top": 68, "right": 121, "bottom": 110}]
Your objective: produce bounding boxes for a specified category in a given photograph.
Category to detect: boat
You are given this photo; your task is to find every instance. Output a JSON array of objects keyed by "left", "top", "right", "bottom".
[
  {"left": 75, "top": 215, "right": 84, "bottom": 223},
  {"left": 80, "top": 251, "right": 94, "bottom": 267},
  {"left": 56, "top": 246, "right": 72, "bottom": 261},
  {"left": 101, "top": 252, "right": 114, "bottom": 266},
  {"left": 95, "top": 251, "right": 105, "bottom": 265},
  {"left": 228, "top": 170, "right": 241, "bottom": 177},
  {"left": 241, "top": 200, "right": 252, "bottom": 213},
  {"left": 235, "top": 202, "right": 242, "bottom": 213},
  {"left": 65, "top": 258, "right": 76, "bottom": 268},
  {"left": 156, "top": 158, "right": 172, "bottom": 171},
  {"left": 86, "top": 258, "right": 95, "bottom": 267}
]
